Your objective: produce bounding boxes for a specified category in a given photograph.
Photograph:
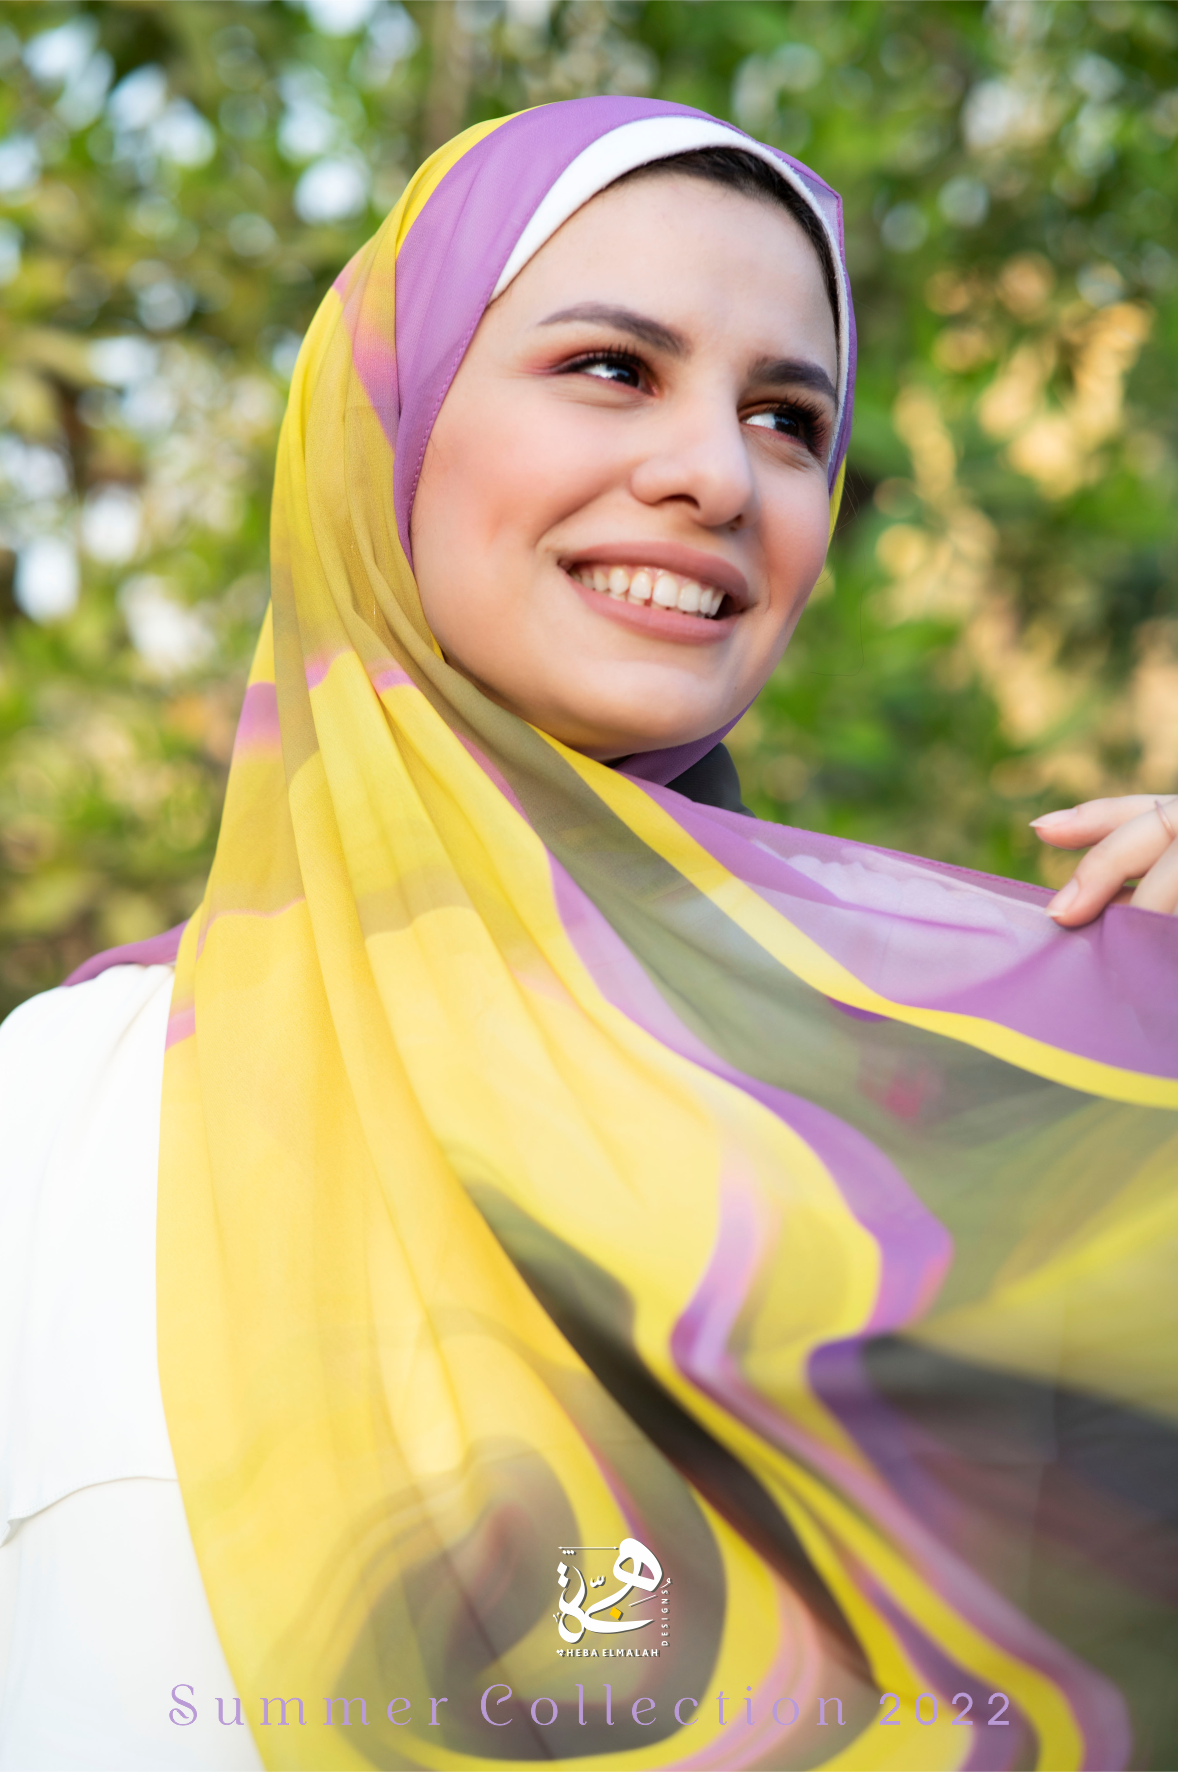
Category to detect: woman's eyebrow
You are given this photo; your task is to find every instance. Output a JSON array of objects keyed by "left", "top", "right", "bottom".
[
  {"left": 750, "top": 356, "right": 838, "bottom": 406},
  {"left": 538, "top": 303, "right": 687, "bottom": 357},
  {"left": 537, "top": 307, "right": 837, "bottom": 406}
]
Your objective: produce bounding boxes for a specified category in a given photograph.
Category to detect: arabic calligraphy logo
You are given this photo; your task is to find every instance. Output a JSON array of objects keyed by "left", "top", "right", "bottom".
[{"left": 555, "top": 1538, "right": 665, "bottom": 1648}]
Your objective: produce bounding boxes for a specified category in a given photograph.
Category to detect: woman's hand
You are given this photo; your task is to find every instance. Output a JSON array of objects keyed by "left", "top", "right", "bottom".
[{"left": 1033, "top": 795, "right": 1178, "bottom": 925}]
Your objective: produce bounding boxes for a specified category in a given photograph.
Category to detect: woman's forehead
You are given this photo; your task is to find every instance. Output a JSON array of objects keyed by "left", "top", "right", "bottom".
[{"left": 499, "top": 177, "right": 839, "bottom": 380}]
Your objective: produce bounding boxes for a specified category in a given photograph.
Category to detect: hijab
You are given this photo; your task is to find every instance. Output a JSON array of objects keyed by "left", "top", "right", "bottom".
[{"left": 134, "top": 99, "right": 1178, "bottom": 1768}]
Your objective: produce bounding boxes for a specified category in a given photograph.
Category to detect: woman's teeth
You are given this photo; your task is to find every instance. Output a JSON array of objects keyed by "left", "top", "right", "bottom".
[{"left": 570, "top": 564, "right": 726, "bottom": 618}]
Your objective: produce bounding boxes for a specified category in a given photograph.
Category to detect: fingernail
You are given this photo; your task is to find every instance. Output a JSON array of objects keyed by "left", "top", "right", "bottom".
[
  {"left": 1047, "top": 878, "right": 1080, "bottom": 919},
  {"left": 1030, "top": 809, "right": 1076, "bottom": 828}
]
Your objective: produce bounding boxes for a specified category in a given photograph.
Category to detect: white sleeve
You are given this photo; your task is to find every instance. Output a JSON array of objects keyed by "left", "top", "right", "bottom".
[
  {"left": 0, "top": 965, "right": 178, "bottom": 1536},
  {"left": 0, "top": 968, "right": 262, "bottom": 1769},
  {"left": 0, "top": 1479, "right": 261, "bottom": 1770}
]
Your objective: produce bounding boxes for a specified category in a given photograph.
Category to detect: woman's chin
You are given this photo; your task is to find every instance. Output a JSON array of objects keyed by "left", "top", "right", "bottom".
[
  {"left": 543, "top": 712, "right": 732, "bottom": 761},
  {"left": 479, "top": 664, "right": 739, "bottom": 758}
]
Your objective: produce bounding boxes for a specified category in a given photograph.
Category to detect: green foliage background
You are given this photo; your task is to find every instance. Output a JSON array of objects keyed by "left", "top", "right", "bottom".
[{"left": 1, "top": 0, "right": 1175, "bottom": 1015}]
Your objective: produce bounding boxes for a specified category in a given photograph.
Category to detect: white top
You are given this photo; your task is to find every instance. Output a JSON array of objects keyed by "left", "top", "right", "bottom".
[{"left": 0, "top": 966, "right": 261, "bottom": 1769}]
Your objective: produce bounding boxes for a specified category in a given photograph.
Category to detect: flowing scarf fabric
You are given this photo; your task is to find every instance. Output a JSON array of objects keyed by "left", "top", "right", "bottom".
[{"left": 155, "top": 100, "right": 1178, "bottom": 1770}]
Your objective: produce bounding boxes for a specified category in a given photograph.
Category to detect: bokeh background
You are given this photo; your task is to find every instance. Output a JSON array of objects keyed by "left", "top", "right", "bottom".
[{"left": 1, "top": 0, "right": 1175, "bottom": 1016}]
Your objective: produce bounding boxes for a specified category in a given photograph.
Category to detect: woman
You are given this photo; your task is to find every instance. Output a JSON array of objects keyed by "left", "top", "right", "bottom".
[{"left": 2, "top": 96, "right": 1176, "bottom": 1772}]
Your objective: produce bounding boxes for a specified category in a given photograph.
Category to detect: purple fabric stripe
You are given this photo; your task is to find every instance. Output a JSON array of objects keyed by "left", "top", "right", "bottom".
[
  {"left": 64, "top": 921, "right": 186, "bottom": 986},
  {"left": 670, "top": 1587, "right": 823, "bottom": 1769},
  {"left": 305, "top": 652, "right": 344, "bottom": 689},
  {"left": 369, "top": 662, "right": 414, "bottom": 692},
  {"left": 233, "top": 680, "right": 281, "bottom": 752},
  {"left": 641, "top": 782, "right": 1178, "bottom": 1079},
  {"left": 618, "top": 713, "right": 747, "bottom": 788},
  {"left": 333, "top": 248, "right": 399, "bottom": 462}
]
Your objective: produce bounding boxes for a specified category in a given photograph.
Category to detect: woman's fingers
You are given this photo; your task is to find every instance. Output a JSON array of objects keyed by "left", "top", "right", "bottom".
[
  {"left": 1031, "top": 795, "right": 1165, "bottom": 850},
  {"left": 1131, "top": 825, "right": 1178, "bottom": 915},
  {"left": 1044, "top": 798, "right": 1178, "bottom": 925}
]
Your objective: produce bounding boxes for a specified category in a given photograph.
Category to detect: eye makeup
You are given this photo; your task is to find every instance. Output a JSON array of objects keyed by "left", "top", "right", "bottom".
[
  {"left": 744, "top": 394, "right": 830, "bottom": 458},
  {"left": 558, "top": 347, "right": 646, "bottom": 388}
]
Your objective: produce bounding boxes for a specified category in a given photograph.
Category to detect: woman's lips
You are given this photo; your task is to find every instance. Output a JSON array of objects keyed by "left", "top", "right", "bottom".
[
  {"left": 569, "top": 561, "right": 725, "bottom": 617},
  {"left": 561, "top": 541, "right": 749, "bottom": 609},
  {"left": 564, "top": 571, "right": 738, "bottom": 645}
]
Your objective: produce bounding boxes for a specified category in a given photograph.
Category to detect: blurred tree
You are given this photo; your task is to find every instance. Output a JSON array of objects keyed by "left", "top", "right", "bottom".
[{"left": 0, "top": 0, "right": 1175, "bottom": 1016}]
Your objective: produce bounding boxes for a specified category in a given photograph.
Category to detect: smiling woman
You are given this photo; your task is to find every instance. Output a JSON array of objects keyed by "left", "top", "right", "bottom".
[
  {"left": 1, "top": 96, "right": 1177, "bottom": 1772},
  {"left": 412, "top": 163, "right": 837, "bottom": 758}
]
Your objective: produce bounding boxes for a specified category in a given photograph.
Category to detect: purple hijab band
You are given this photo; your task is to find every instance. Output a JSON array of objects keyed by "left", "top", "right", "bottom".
[{"left": 380, "top": 96, "right": 858, "bottom": 786}]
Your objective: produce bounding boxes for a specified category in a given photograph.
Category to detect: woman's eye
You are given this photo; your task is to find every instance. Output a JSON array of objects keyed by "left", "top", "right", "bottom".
[
  {"left": 746, "top": 406, "right": 807, "bottom": 439},
  {"left": 744, "top": 400, "right": 828, "bottom": 457},
  {"left": 568, "top": 352, "right": 643, "bottom": 388}
]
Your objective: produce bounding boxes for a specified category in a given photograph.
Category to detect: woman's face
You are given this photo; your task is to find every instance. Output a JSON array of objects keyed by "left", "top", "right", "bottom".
[{"left": 411, "top": 173, "right": 839, "bottom": 760}]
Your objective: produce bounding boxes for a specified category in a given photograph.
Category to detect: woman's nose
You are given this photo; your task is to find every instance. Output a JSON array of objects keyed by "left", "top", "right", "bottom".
[{"left": 627, "top": 399, "right": 754, "bottom": 530}]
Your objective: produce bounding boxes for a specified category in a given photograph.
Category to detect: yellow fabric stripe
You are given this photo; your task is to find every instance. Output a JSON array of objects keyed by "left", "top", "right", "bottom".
[
  {"left": 552, "top": 740, "right": 1178, "bottom": 1111},
  {"left": 828, "top": 457, "right": 846, "bottom": 538}
]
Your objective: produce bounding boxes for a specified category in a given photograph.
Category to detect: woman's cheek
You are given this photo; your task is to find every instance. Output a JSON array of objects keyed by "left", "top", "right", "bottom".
[
  {"left": 765, "top": 483, "right": 831, "bottom": 614},
  {"left": 501, "top": 393, "right": 629, "bottom": 519}
]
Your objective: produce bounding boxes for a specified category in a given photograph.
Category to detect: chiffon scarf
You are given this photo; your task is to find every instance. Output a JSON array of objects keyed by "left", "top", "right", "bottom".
[{"left": 155, "top": 98, "right": 1178, "bottom": 1770}]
